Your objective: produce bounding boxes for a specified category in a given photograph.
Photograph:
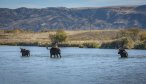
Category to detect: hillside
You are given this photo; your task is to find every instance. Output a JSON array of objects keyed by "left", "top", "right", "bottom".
[{"left": 0, "top": 5, "right": 146, "bottom": 31}]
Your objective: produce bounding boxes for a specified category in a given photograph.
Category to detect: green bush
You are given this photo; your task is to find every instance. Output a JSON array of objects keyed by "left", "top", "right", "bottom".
[
  {"left": 134, "top": 41, "right": 146, "bottom": 49},
  {"left": 79, "top": 44, "right": 84, "bottom": 48},
  {"left": 49, "top": 29, "right": 67, "bottom": 43},
  {"left": 100, "top": 37, "right": 134, "bottom": 49},
  {"left": 134, "top": 43, "right": 146, "bottom": 49},
  {"left": 58, "top": 43, "right": 80, "bottom": 47},
  {"left": 83, "top": 42, "right": 99, "bottom": 48}
]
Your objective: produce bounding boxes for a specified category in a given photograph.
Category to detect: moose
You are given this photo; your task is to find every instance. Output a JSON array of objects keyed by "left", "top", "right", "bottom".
[
  {"left": 118, "top": 47, "right": 128, "bottom": 58},
  {"left": 46, "top": 42, "right": 61, "bottom": 58},
  {"left": 20, "top": 48, "right": 30, "bottom": 56},
  {"left": 49, "top": 47, "right": 61, "bottom": 58}
]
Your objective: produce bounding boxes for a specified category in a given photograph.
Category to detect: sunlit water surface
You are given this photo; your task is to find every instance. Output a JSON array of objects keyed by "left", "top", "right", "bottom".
[{"left": 0, "top": 46, "right": 146, "bottom": 84}]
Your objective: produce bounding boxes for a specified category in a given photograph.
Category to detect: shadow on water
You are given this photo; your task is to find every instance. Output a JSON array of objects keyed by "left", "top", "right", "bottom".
[
  {"left": 128, "top": 55, "right": 146, "bottom": 59},
  {"left": 20, "top": 55, "right": 50, "bottom": 59},
  {"left": 32, "top": 55, "right": 49, "bottom": 57},
  {"left": 20, "top": 52, "right": 146, "bottom": 59},
  {"left": 118, "top": 57, "right": 128, "bottom": 60},
  {"left": 118, "top": 55, "right": 146, "bottom": 60},
  {"left": 21, "top": 54, "right": 62, "bottom": 58},
  {"left": 21, "top": 56, "right": 30, "bottom": 58}
]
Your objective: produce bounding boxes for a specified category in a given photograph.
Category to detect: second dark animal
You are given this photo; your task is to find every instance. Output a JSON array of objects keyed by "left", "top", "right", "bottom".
[
  {"left": 118, "top": 48, "right": 128, "bottom": 58},
  {"left": 20, "top": 48, "right": 30, "bottom": 56},
  {"left": 50, "top": 47, "right": 61, "bottom": 58}
]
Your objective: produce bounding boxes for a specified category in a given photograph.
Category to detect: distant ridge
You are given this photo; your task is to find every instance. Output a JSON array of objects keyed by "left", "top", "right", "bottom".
[{"left": 0, "top": 5, "right": 146, "bottom": 31}]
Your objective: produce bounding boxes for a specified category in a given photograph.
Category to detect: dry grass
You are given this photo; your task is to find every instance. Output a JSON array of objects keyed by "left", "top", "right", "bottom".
[{"left": 0, "top": 29, "right": 146, "bottom": 46}]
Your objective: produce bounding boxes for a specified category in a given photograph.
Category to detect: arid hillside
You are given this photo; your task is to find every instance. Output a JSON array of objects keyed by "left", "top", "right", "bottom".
[{"left": 0, "top": 5, "right": 146, "bottom": 31}]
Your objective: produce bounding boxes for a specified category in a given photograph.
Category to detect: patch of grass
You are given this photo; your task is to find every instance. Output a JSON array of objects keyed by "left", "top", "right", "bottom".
[
  {"left": 83, "top": 42, "right": 100, "bottom": 48},
  {"left": 134, "top": 40, "right": 146, "bottom": 49},
  {"left": 100, "top": 37, "right": 134, "bottom": 49}
]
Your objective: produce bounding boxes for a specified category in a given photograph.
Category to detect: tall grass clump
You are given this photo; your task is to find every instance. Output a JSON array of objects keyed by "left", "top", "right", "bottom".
[
  {"left": 118, "top": 28, "right": 140, "bottom": 41},
  {"left": 140, "top": 32, "right": 146, "bottom": 41},
  {"left": 134, "top": 40, "right": 146, "bottom": 49},
  {"left": 100, "top": 37, "right": 134, "bottom": 49}
]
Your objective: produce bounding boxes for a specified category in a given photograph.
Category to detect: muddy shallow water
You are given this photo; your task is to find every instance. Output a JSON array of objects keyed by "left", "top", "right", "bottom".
[{"left": 0, "top": 46, "right": 146, "bottom": 84}]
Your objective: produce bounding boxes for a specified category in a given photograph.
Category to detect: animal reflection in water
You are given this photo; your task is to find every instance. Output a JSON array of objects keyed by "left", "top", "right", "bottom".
[
  {"left": 118, "top": 47, "right": 128, "bottom": 58},
  {"left": 20, "top": 48, "right": 30, "bottom": 56}
]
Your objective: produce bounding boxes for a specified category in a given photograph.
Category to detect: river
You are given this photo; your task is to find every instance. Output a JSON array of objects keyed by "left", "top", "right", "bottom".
[{"left": 0, "top": 46, "right": 146, "bottom": 84}]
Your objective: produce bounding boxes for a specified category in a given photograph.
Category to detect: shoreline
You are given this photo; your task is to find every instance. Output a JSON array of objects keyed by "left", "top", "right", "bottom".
[{"left": 0, "top": 43, "right": 146, "bottom": 50}]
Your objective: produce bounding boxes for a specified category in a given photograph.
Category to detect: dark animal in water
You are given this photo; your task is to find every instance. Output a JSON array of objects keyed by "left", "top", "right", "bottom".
[
  {"left": 20, "top": 48, "right": 30, "bottom": 56},
  {"left": 118, "top": 48, "right": 128, "bottom": 58},
  {"left": 50, "top": 47, "right": 61, "bottom": 58}
]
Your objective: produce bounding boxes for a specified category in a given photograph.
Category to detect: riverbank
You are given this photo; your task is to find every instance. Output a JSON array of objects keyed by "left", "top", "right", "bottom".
[{"left": 0, "top": 29, "right": 146, "bottom": 49}]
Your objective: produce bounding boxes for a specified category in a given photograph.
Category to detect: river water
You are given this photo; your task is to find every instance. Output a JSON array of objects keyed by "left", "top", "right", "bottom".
[{"left": 0, "top": 46, "right": 146, "bottom": 84}]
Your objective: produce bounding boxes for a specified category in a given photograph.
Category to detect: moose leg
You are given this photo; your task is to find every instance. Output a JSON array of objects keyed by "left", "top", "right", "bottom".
[
  {"left": 59, "top": 54, "right": 61, "bottom": 58},
  {"left": 54, "top": 54, "right": 58, "bottom": 58},
  {"left": 24, "top": 52, "right": 26, "bottom": 56},
  {"left": 26, "top": 52, "right": 29, "bottom": 56},
  {"left": 27, "top": 51, "right": 30, "bottom": 56},
  {"left": 21, "top": 52, "right": 24, "bottom": 56},
  {"left": 126, "top": 52, "right": 128, "bottom": 57},
  {"left": 50, "top": 54, "right": 53, "bottom": 58},
  {"left": 56, "top": 54, "right": 58, "bottom": 58},
  {"left": 28, "top": 52, "right": 30, "bottom": 56}
]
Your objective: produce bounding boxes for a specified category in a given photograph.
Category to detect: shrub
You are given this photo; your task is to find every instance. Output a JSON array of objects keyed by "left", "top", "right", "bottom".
[
  {"left": 127, "top": 28, "right": 140, "bottom": 41},
  {"left": 49, "top": 29, "right": 67, "bottom": 43},
  {"left": 79, "top": 44, "right": 84, "bottom": 48},
  {"left": 118, "top": 28, "right": 140, "bottom": 41},
  {"left": 134, "top": 41, "right": 146, "bottom": 49},
  {"left": 100, "top": 37, "right": 134, "bottom": 49},
  {"left": 83, "top": 42, "right": 99, "bottom": 48},
  {"left": 140, "top": 32, "right": 146, "bottom": 41},
  {"left": 58, "top": 43, "right": 80, "bottom": 47},
  {"left": 120, "top": 37, "right": 134, "bottom": 49}
]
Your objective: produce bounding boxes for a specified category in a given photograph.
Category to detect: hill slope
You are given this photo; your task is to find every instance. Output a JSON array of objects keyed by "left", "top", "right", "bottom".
[{"left": 0, "top": 5, "right": 146, "bottom": 31}]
